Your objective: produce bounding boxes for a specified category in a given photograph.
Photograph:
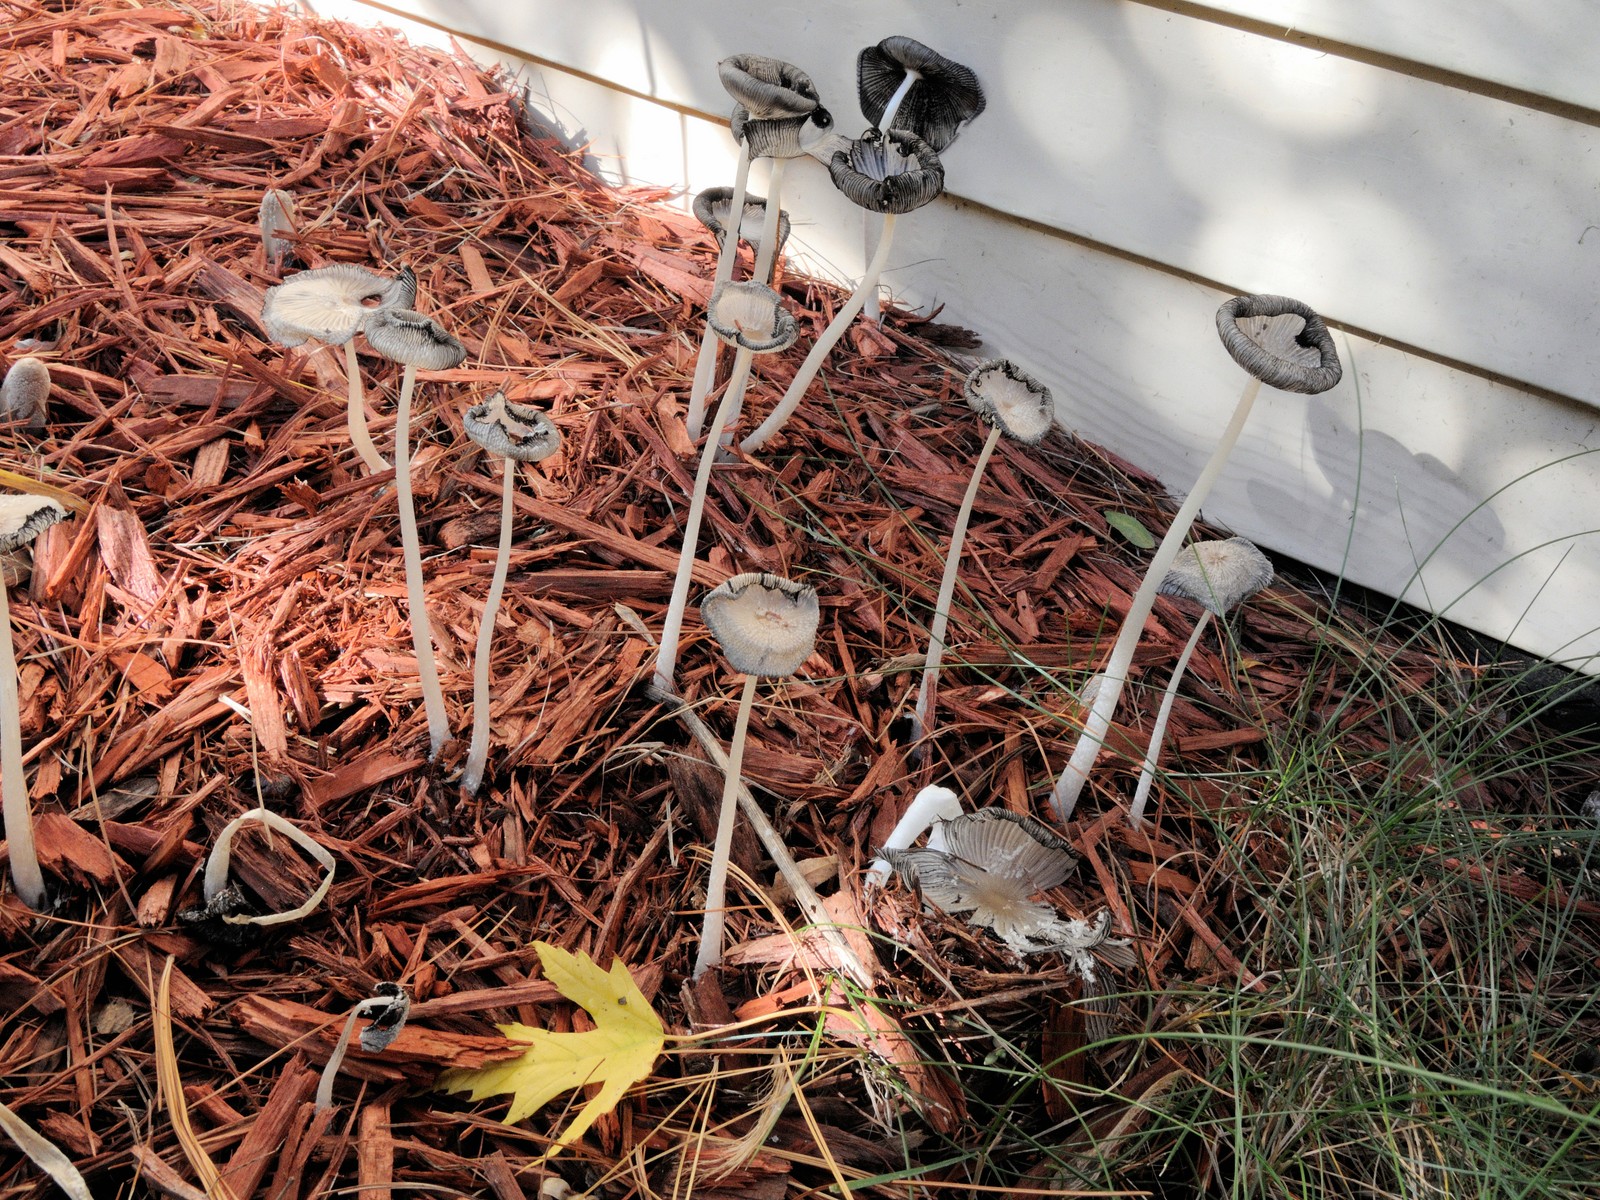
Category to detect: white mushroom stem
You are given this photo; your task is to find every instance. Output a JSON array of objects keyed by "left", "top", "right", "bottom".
[
  {"left": 908, "top": 422, "right": 1002, "bottom": 748},
  {"left": 740, "top": 213, "right": 899, "bottom": 454},
  {"left": 0, "top": 583, "right": 46, "bottom": 910},
  {"left": 714, "top": 156, "right": 789, "bottom": 449},
  {"left": 685, "top": 149, "right": 754, "bottom": 441},
  {"left": 1127, "top": 611, "right": 1211, "bottom": 829},
  {"left": 342, "top": 340, "right": 390, "bottom": 476},
  {"left": 202, "top": 806, "right": 336, "bottom": 925},
  {"left": 392, "top": 364, "right": 451, "bottom": 759},
  {"left": 461, "top": 456, "right": 518, "bottom": 796},
  {"left": 313, "top": 994, "right": 395, "bottom": 1112},
  {"left": 863, "top": 784, "right": 962, "bottom": 887},
  {"left": 866, "top": 71, "right": 919, "bottom": 322},
  {"left": 1049, "top": 375, "right": 1262, "bottom": 822},
  {"left": 693, "top": 672, "right": 759, "bottom": 980}
]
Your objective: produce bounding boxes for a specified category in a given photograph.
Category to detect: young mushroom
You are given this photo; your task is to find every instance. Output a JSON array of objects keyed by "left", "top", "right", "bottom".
[
  {"left": 0, "top": 494, "right": 66, "bottom": 910},
  {"left": 909, "top": 360, "right": 1054, "bottom": 748},
  {"left": 459, "top": 392, "right": 563, "bottom": 796},
  {"left": 692, "top": 572, "right": 819, "bottom": 979},
  {"left": 258, "top": 188, "right": 297, "bottom": 274},
  {"left": 1049, "top": 294, "right": 1340, "bottom": 822},
  {"left": 1, "top": 358, "right": 49, "bottom": 432},
  {"left": 1127, "top": 538, "right": 1272, "bottom": 828}
]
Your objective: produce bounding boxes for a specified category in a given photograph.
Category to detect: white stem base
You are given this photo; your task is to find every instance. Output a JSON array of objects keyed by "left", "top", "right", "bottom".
[
  {"left": 462, "top": 457, "right": 517, "bottom": 795},
  {"left": 694, "top": 673, "right": 758, "bottom": 979},
  {"left": 393, "top": 364, "right": 451, "bottom": 759},
  {"left": 0, "top": 584, "right": 46, "bottom": 910},
  {"left": 1127, "top": 612, "right": 1211, "bottom": 829}
]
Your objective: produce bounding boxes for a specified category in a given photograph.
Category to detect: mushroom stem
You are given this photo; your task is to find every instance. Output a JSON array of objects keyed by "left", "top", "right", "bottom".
[
  {"left": 1049, "top": 375, "right": 1262, "bottom": 822},
  {"left": 202, "top": 805, "right": 337, "bottom": 925},
  {"left": 343, "top": 340, "right": 389, "bottom": 476},
  {"left": 864, "top": 784, "right": 962, "bottom": 887},
  {"left": 0, "top": 583, "right": 45, "bottom": 910},
  {"left": 693, "top": 671, "right": 759, "bottom": 980},
  {"left": 392, "top": 363, "right": 451, "bottom": 759},
  {"left": 462, "top": 455, "right": 518, "bottom": 796},
  {"left": 865, "top": 72, "right": 918, "bottom": 323},
  {"left": 650, "top": 350, "right": 755, "bottom": 698},
  {"left": 1127, "top": 610, "right": 1211, "bottom": 829},
  {"left": 740, "top": 212, "right": 899, "bottom": 453},
  {"left": 909, "top": 422, "right": 1002, "bottom": 748},
  {"left": 714, "top": 156, "right": 789, "bottom": 450},
  {"left": 685, "top": 149, "right": 754, "bottom": 441}
]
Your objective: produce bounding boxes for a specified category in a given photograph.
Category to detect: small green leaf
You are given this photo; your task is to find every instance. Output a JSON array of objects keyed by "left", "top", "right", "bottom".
[{"left": 1104, "top": 511, "right": 1155, "bottom": 548}]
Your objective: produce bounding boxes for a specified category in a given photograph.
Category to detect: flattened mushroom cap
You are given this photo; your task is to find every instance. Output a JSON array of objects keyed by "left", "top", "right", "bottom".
[
  {"left": 1, "top": 357, "right": 50, "bottom": 430},
  {"left": 699, "top": 572, "right": 819, "bottom": 677},
  {"left": 828, "top": 128, "right": 945, "bottom": 215},
  {"left": 964, "top": 359, "right": 1054, "bottom": 445},
  {"left": 857, "top": 35, "right": 986, "bottom": 152},
  {"left": 1160, "top": 537, "right": 1274, "bottom": 615},
  {"left": 718, "top": 55, "right": 822, "bottom": 120},
  {"left": 1215, "top": 294, "right": 1342, "bottom": 394},
  {"left": 706, "top": 281, "right": 799, "bottom": 353},
  {"left": 692, "top": 187, "right": 791, "bottom": 259},
  {"left": 260, "top": 263, "right": 415, "bottom": 347},
  {"left": 363, "top": 308, "right": 467, "bottom": 370},
  {"left": 0, "top": 493, "right": 67, "bottom": 552},
  {"left": 463, "top": 392, "right": 563, "bottom": 463}
]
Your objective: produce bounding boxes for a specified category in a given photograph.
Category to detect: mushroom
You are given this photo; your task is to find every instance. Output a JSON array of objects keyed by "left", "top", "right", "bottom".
[
  {"left": 691, "top": 572, "right": 819, "bottom": 979},
  {"left": 650, "top": 284, "right": 799, "bottom": 699},
  {"left": 0, "top": 493, "right": 66, "bottom": 910},
  {"left": 314, "top": 982, "right": 411, "bottom": 1112},
  {"left": 692, "top": 187, "right": 791, "bottom": 280},
  {"left": 1, "top": 358, "right": 49, "bottom": 432},
  {"left": 738, "top": 129, "right": 946, "bottom": 453},
  {"left": 361, "top": 306, "right": 468, "bottom": 760},
  {"left": 459, "top": 392, "right": 563, "bottom": 796},
  {"left": 1049, "top": 294, "right": 1340, "bottom": 822},
  {"left": 260, "top": 262, "right": 417, "bottom": 476},
  {"left": 258, "top": 188, "right": 297, "bottom": 274},
  {"left": 909, "top": 360, "right": 1053, "bottom": 748},
  {"left": 1128, "top": 538, "right": 1272, "bottom": 828},
  {"left": 199, "top": 804, "right": 337, "bottom": 927},
  {"left": 856, "top": 35, "right": 987, "bottom": 153},
  {"left": 863, "top": 784, "right": 963, "bottom": 888}
]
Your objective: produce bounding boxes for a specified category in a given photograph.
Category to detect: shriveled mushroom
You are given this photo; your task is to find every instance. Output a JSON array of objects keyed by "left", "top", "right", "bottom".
[
  {"left": 314, "top": 982, "right": 411, "bottom": 1112},
  {"left": 258, "top": 188, "right": 297, "bottom": 273},
  {"left": 692, "top": 187, "right": 792, "bottom": 278},
  {"left": 863, "top": 784, "right": 963, "bottom": 888},
  {"left": 1, "top": 358, "right": 49, "bottom": 432}
]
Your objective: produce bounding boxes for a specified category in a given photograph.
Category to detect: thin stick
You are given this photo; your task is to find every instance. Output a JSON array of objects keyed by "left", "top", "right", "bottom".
[
  {"left": 0, "top": 584, "right": 45, "bottom": 910},
  {"left": 685, "top": 149, "right": 753, "bottom": 441},
  {"left": 462, "top": 456, "right": 517, "bottom": 795},
  {"left": 343, "top": 340, "right": 389, "bottom": 475},
  {"left": 393, "top": 363, "right": 450, "bottom": 758},
  {"left": 693, "top": 672, "right": 758, "bottom": 979},
  {"left": 1127, "top": 611, "right": 1210, "bottom": 829}
]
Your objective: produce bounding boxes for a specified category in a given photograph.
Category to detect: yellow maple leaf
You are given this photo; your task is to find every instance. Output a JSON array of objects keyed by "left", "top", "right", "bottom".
[{"left": 436, "top": 942, "right": 664, "bottom": 1154}]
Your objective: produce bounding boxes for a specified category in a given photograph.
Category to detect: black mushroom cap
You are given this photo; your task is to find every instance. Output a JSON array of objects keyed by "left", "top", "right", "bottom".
[
  {"left": 1215, "top": 294, "right": 1342, "bottom": 394},
  {"left": 463, "top": 392, "right": 563, "bottom": 463},
  {"left": 828, "top": 128, "right": 945, "bottom": 215},
  {"left": 730, "top": 102, "right": 835, "bottom": 159},
  {"left": 717, "top": 54, "right": 823, "bottom": 120},
  {"left": 362, "top": 308, "right": 467, "bottom": 371},
  {"left": 692, "top": 187, "right": 792, "bottom": 258},
  {"left": 857, "top": 35, "right": 986, "bottom": 152}
]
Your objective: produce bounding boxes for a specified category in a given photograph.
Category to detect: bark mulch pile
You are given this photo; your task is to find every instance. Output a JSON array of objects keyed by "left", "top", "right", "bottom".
[{"left": 2, "top": 2, "right": 1595, "bottom": 1197}]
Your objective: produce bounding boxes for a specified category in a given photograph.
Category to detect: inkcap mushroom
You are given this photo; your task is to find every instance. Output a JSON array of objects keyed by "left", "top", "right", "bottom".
[
  {"left": 857, "top": 35, "right": 987, "bottom": 153},
  {"left": 258, "top": 188, "right": 297, "bottom": 273},
  {"left": 1, "top": 358, "right": 49, "bottom": 432},
  {"left": 863, "top": 784, "right": 962, "bottom": 888},
  {"left": 314, "top": 982, "right": 411, "bottom": 1112}
]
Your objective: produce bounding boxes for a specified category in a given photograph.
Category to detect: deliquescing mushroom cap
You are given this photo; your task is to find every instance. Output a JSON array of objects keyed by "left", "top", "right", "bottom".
[
  {"left": 828, "top": 128, "right": 945, "bottom": 215},
  {"left": 699, "top": 572, "right": 819, "bottom": 678},
  {"left": 718, "top": 54, "right": 823, "bottom": 121},
  {"left": 857, "top": 35, "right": 986, "bottom": 153},
  {"left": 1160, "top": 537, "right": 1274, "bottom": 616},
  {"left": 692, "top": 187, "right": 791, "bottom": 259},
  {"left": 706, "top": 281, "right": 800, "bottom": 354},
  {"left": 362, "top": 308, "right": 468, "bottom": 371},
  {"left": 463, "top": 392, "right": 563, "bottom": 464},
  {"left": 0, "top": 493, "right": 67, "bottom": 553},
  {"left": 260, "top": 263, "right": 417, "bottom": 348},
  {"left": 1215, "top": 294, "right": 1342, "bottom": 395},
  {"left": 964, "top": 359, "right": 1054, "bottom": 445},
  {"left": 1, "top": 357, "right": 50, "bottom": 430}
]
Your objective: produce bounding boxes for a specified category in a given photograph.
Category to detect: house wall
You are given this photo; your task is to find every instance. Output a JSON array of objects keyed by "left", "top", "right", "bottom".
[{"left": 310, "top": 0, "right": 1600, "bottom": 676}]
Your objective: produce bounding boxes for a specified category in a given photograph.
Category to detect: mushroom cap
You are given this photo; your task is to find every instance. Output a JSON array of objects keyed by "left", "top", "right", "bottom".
[
  {"left": 706, "top": 281, "right": 799, "bottom": 354},
  {"left": 963, "top": 359, "right": 1054, "bottom": 445},
  {"left": 1, "top": 357, "right": 50, "bottom": 431},
  {"left": 828, "top": 128, "right": 945, "bottom": 214},
  {"left": 258, "top": 188, "right": 296, "bottom": 266},
  {"left": 0, "top": 492, "right": 67, "bottom": 553},
  {"left": 1215, "top": 294, "right": 1342, "bottom": 394},
  {"left": 717, "top": 55, "right": 823, "bottom": 121},
  {"left": 1160, "top": 537, "right": 1274, "bottom": 615},
  {"left": 699, "top": 572, "right": 819, "bottom": 678},
  {"left": 260, "top": 263, "right": 416, "bottom": 348},
  {"left": 730, "top": 103, "right": 836, "bottom": 160},
  {"left": 692, "top": 187, "right": 791, "bottom": 259},
  {"left": 362, "top": 307, "right": 467, "bottom": 370},
  {"left": 463, "top": 392, "right": 563, "bottom": 463},
  {"left": 857, "top": 36, "right": 986, "bottom": 152}
]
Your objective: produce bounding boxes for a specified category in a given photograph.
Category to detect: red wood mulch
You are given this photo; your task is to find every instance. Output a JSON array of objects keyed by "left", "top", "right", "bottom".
[{"left": 1, "top": 2, "right": 1594, "bottom": 1196}]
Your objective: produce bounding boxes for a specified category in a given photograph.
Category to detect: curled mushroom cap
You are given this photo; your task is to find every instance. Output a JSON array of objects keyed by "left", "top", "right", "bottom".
[
  {"left": 1, "top": 358, "right": 50, "bottom": 431},
  {"left": 362, "top": 308, "right": 467, "bottom": 370},
  {"left": 964, "top": 359, "right": 1054, "bottom": 445},
  {"left": 1215, "top": 294, "right": 1342, "bottom": 394},
  {"left": 260, "top": 263, "right": 416, "bottom": 347},
  {"left": 699, "top": 572, "right": 819, "bottom": 677},
  {"left": 706, "top": 281, "right": 799, "bottom": 353},
  {"left": 463, "top": 392, "right": 562, "bottom": 463},
  {"left": 1160, "top": 537, "right": 1274, "bottom": 615},
  {"left": 0, "top": 494, "right": 67, "bottom": 552},
  {"left": 828, "top": 128, "right": 945, "bottom": 214},
  {"left": 857, "top": 36, "right": 986, "bottom": 152},
  {"left": 692, "top": 187, "right": 791, "bottom": 259},
  {"left": 718, "top": 55, "right": 823, "bottom": 120}
]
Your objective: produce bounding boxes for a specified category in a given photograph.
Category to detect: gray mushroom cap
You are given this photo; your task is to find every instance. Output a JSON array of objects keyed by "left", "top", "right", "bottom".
[
  {"left": 1160, "top": 537, "right": 1274, "bottom": 615},
  {"left": 0, "top": 493, "right": 67, "bottom": 553},
  {"left": 699, "top": 572, "right": 819, "bottom": 678},
  {"left": 717, "top": 55, "right": 823, "bottom": 121},
  {"left": 692, "top": 187, "right": 791, "bottom": 259},
  {"left": 706, "top": 281, "right": 799, "bottom": 354},
  {"left": 258, "top": 188, "right": 296, "bottom": 269},
  {"left": 362, "top": 308, "right": 467, "bottom": 371},
  {"left": 963, "top": 359, "right": 1054, "bottom": 445},
  {"left": 828, "top": 128, "right": 945, "bottom": 215},
  {"left": 260, "top": 263, "right": 417, "bottom": 348},
  {"left": 857, "top": 36, "right": 986, "bottom": 152},
  {"left": 1215, "top": 294, "right": 1342, "bottom": 394},
  {"left": 463, "top": 392, "right": 563, "bottom": 463},
  {"left": 1, "top": 358, "right": 50, "bottom": 431}
]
